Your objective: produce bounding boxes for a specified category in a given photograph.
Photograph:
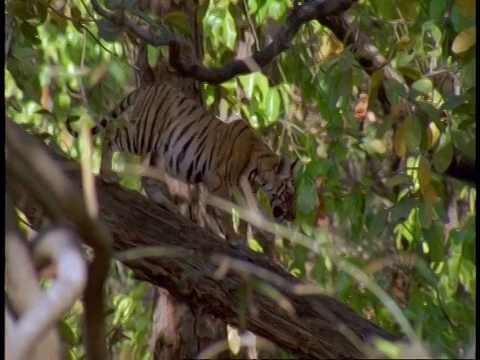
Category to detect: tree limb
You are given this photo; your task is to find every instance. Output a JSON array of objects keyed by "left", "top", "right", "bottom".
[
  {"left": 167, "top": 0, "right": 358, "bottom": 83},
  {"left": 7, "top": 125, "right": 404, "bottom": 359}
]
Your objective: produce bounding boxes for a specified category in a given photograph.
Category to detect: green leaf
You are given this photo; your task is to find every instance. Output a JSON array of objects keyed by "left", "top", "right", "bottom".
[
  {"left": 417, "top": 156, "right": 432, "bottom": 190},
  {"left": 451, "top": 128, "right": 475, "bottom": 160},
  {"left": 296, "top": 178, "right": 317, "bottom": 214},
  {"left": 263, "top": 88, "right": 280, "bottom": 124},
  {"left": 394, "top": 116, "right": 410, "bottom": 157},
  {"left": 267, "top": 0, "right": 287, "bottom": 21},
  {"left": 415, "top": 101, "right": 441, "bottom": 126},
  {"left": 304, "top": 159, "right": 330, "bottom": 178},
  {"left": 396, "top": 51, "right": 416, "bottom": 66},
  {"left": 70, "top": 6, "right": 83, "bottom": 33},
  {"left": 440, "top": 94, "right": 469, "bottom": 111},
  {"left": 384, "top": 78, "right": 409, "bottom": 104},
  {"left": 222, "top": 10, "right": 237, "bottom": 50},
  {"left": 419, "top": 202, "right": 433, "bottom": 229},
  {"left": 369, "top": 210, "right": 388, "bottom": 237},
  {"left": 96, "top": 18, "right": 124, "bottom": 43},
  {"left": 414, "top": 258, "right": 439, "bottom": 288},
  {"left": 429, "top": 0, "right": 447, "bottom": 23},
  {"left": 405, "top": 115, "right": 422, "bottom": 151},
  {"left": 390, "top": 197, "right": 418, "bottom": 222},
  {"left": 338, "top": 68, "right": 353, "bottom": 98},
  {"left": 384, "top": 173, "right": 413, "bottom": 188},
  {"left": 458, "top": 260, "right": 475, "bottom": 293},
  {"left": 363, "top": 138, "right": 387, "bottom": 154},
  {"left": 411, "top": 78, "right": 433, "bottom": 95},
  {"left": 398, "top": 65, "right": 422, "bottom": 81},
  {"left": 432, "top": 133, "right": 454, "bottom": 173},
  {"left": 58, "top": 320, "right": 77, "bottom": 346},
  {"left": 422, "top": 226, "right": 445, "bottom": 263},
  {"left": 164, "top": 11, "right": 192, "bottom": 35},
  {"left": 20, "top": 21, "right": 41, "bottom": 45},
  {"left": 396, "top": 0, "right": 420, "bottom": 19}
]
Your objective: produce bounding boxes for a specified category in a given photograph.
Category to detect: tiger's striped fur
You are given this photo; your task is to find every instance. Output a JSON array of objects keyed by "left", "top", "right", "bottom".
[{"left": 66, "top": 83, "right": 298, "bottom": 242}]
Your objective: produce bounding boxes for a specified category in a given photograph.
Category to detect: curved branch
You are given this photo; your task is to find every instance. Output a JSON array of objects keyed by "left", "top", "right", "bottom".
[
  {"left": 6, "top": 119, "right": 112, "bottom": 360},
  {"left": 89, "top": 0, "right": 357, "bottom": 83},
  {"left": 168, "top": 0, "right": 358, "bottom": 83},
  {"left": 6, "top": 193, "right": 87, "bottom": 360}
]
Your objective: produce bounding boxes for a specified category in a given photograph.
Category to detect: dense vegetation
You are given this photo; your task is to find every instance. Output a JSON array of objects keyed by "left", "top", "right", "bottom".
[{"left": 6, "top": 0, "right": 475, "bottom": 358}]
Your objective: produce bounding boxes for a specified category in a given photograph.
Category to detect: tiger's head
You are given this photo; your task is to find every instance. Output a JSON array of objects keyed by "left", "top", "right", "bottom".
[{"left": 253, "top": 155, "right": 299, "bottom": 223}]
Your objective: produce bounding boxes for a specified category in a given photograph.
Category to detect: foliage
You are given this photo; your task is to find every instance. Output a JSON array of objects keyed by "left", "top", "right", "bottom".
[{"left": 6, "top": 0, "right": 476, "bottom": 358}]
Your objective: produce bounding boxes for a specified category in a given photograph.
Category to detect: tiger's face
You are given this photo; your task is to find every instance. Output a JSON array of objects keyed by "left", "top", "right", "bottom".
[
  {"left": 270, "top": 174, "right": 296, "bottom": 222},
  {"left": 256, "top": 155, "right": 298, "bottom": 223}
]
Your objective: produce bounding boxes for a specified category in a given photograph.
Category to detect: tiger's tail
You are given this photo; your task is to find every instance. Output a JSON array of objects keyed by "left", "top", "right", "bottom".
[{"left": 65, "top": 88, "right": 139, "bottom": 138}]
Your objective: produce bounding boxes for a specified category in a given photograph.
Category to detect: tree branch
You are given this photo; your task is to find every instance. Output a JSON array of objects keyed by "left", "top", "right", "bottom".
[
  {"left": 89, "top": 0, "right": 357, "bottom": 83},
  {"left": 168, "top": 0, "right": 358, "bottom": 83},
  {"left": 7, "top": 126, "right": 404, "bottom": 359}
]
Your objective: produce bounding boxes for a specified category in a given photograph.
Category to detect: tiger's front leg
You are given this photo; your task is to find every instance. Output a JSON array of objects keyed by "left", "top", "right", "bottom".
[{"left": 99, "top": 126, "right": 120, "bottom": 184}]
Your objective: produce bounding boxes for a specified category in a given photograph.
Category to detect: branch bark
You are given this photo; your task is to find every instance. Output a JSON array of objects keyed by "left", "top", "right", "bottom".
[{"left": 7, "top": 125, "right": 403, "bottom": 359}]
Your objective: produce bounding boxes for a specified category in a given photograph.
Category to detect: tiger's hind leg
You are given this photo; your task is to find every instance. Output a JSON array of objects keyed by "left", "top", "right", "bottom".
[
  {"left": 141, "top": 153, "right": 180, "bottom": 213},
  {"left": 99, "top": 125, "right": 120, "bottom": 183},
  {"left": 204, "top": 176, "right": 248, "bottom": 248}
]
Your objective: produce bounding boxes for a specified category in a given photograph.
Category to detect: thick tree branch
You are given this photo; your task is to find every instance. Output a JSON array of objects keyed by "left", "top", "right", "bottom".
[
  {"left": 167, "top": 0, "right": 357, "bottom": 83},
  {"left": 6, "top": 126, "right": 404, "bottom": 359}
]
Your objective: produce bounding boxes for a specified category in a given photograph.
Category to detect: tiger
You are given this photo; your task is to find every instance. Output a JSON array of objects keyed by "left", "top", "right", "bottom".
[{"left": 66, "top": 83, "right": 298, "bottom": 243}]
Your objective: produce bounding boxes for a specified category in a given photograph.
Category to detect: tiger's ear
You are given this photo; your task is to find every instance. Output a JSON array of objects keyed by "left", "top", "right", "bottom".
[{"left": 276, "top": 156, "right": 299, "bottom": 179}]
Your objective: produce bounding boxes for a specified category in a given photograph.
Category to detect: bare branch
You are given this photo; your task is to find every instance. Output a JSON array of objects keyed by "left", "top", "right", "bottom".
[{"left": 168, "top": 0, "right": 358, "bottom": 83}]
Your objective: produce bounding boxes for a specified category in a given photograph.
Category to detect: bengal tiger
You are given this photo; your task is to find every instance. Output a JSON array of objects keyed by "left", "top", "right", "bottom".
[{"left": 66, "top": 83, "right": 298, "bottom": 243}]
